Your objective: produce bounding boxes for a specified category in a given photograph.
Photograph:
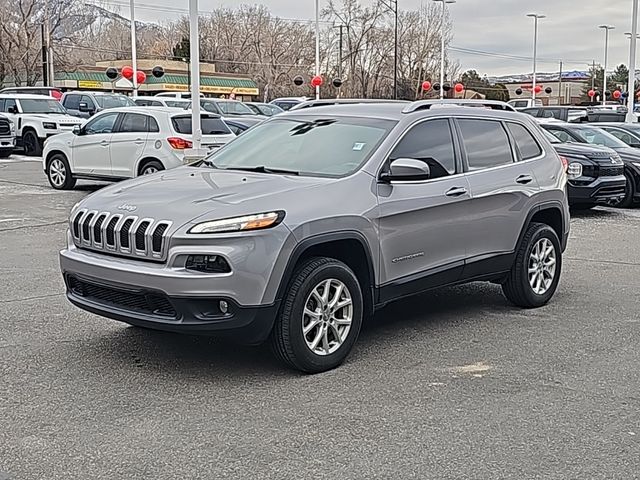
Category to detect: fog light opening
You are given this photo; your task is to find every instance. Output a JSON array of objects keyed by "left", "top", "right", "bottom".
[
  {"left": 219, "top": 300, "right": 229, "bottom": 314},
  {"left": 185, "top": 254, "right": 231, "bottom": 273}
]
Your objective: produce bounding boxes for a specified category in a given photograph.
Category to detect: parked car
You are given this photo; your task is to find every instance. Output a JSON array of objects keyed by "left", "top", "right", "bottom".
[
  {"left": 521, "top": 106, "right": 588, "bottom": 123},
  {"left": 270, "top": 97, "right": 309, "bottom": 111},
  {"left": 60, "top": 99, "right": 569, "bottom": 373},
  {"left": 0, "top": 114, "right": 16, "bottom": 158},
  {"left": 154, "top": 92, "right": 203, "bottom": 99},
  {"left": 42, "top": 107, "right": 234, "bottom": 190},
  {"left": 223, "top": 118, "right": 256, "bottom": 135},
  {"left": 508, "top": 98, "right": 543, "bottom": 110},
  {"left": 541, "top": 122, "right": 640, "bottom": 207},
  {"left": 542, "top": 130, "right": 626, "bottom": 209},
  {"left": 0, "top": 94, "right": 83, "bottom": 156},
  {"left": 246, "top": 102, "right": 284, "bottom": 116},
  {"left": 190, "top": 99, "right": 265, "bottom": 119},
  {"left": 597, "top": 123, "right": 640, "bottom": 147},
  {"left": 134, "top": 97, "right": 191, "bottom": 109},
  {"left": 0, "top": 86, "right": 63, "bottom": 101},
  {"left": 61, "top": 92, "right": 136, "bottom": 118}
]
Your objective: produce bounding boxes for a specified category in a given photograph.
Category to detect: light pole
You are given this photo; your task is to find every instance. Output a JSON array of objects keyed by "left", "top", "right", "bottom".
[
  {"left": 381, "top": 0, "right": 399, "bottom": 99},
  {"left": 599, "top": 25, "right": 615, "bottom": 106},
  {"left": 130, "top": 0, "right": 138, "bottom": 97},
  {"left": 433, "top": 0, "right": 455, "bottom": 100},
  {"left": 314, "top": 0, "right": 320, "bottom": 100},
  {"left": 527, "top": 13, "right": 545, "bottom": 101},
  {"left": 626, "top": 0, "right": 639, "bottom": 123},
  {"left": 188, "top": 0, "right": 203, "bottom": 155}
]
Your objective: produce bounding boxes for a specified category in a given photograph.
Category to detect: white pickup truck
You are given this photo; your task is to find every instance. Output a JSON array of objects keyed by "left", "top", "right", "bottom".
[{"left": 0, "top": 94, "right": 83, "bottom": 156}]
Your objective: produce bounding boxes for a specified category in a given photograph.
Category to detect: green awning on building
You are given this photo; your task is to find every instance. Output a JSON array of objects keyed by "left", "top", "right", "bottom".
[{"left": 55, "top": 71, "right": 258, "bottom": 89}]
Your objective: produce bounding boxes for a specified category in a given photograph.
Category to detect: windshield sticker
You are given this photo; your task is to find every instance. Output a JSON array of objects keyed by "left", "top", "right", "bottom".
[{"left": 353, "top": 142, "right": 366, "bottom": 151}]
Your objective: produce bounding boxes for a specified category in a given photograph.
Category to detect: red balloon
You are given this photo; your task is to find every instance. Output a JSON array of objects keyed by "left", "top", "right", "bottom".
[
  {"left": 613, "top": 90, "right": 621, "bottom": 99},
  {"left": 121, "top": 66, "right": 134, "bottom": 80},
  {"left": 136, "top": 70, "right": 146, "bottom": 85},
  {"left": 421, "top": 81, "right": 432, "bottom": 91},
  {"left": 310, "top": 75, "right": 323, "bottom": 88},
  {"left": 534, "top": 85, "right": 543, "bottom": 94},
  {"left": 454, "top": 83, "right": 464, "bottom": 93},
  {"left": 588, "top": 89, "right": 596, "bottom": 98}
]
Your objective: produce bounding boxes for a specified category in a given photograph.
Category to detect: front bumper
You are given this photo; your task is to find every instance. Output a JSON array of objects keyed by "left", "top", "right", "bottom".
[
  {"left": 0, "top": 135, "right": 15, "bottom": 150},
  {"left": 568, "top": 175, "right": 626, "bottom": 205},
  {"left": 64, "top": 273, "right": 278, "bottom": 344}
]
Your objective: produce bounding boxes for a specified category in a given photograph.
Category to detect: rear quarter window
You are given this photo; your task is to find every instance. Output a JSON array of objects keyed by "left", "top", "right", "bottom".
[
  {"left": 507, "top": 123, "right": 543, "bottom": 160},
  {"left": 171, "top": 116, "right": 232, "bottom": 135}
]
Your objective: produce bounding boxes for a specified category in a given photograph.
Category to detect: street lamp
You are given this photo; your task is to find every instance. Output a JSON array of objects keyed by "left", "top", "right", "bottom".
[
  {"left": 527, "top": 13, "right": 545, "bottom": 101},
  {"left": 314, "top": 0, "right": 320, "bottom": 100},
  {"left": 130, "top": 0, "right": 138, "bottom": 97},
  {"left": 625, "top": 29, "right": 640, "bottom": 120},
  {"left": 381, "top": 0, "right": 398, "bottom": 99},
  {"left": 188, "top": 0, "right": 203, "bottom": 155},
  {"left": 628, "top": 0, "right": 639, "bottom": 123},
  {"left": 599, "top": 25, "right": 615, "bottom": 106},
  {"left": 433, "top": 0, "right": 455, "bottom": 100}
]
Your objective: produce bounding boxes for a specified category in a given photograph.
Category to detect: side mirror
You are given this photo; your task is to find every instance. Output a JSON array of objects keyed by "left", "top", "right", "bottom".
[
  {"left": 72, "top": 125, "right": 81, "bottom": 135},
  {"left": 7, "top": 106, "right": 18, "bottom": 114},
  {"left": 380, "top": 158, "right": 431, "bottom": 182},
  {"left": 78, "top": 102, "right": 91, "bottom": 113}
]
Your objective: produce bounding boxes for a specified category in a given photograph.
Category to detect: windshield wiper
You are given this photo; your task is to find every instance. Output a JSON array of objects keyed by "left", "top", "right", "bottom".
[{"left": 221, "top": 165, "right": 300, "bottom": 175}]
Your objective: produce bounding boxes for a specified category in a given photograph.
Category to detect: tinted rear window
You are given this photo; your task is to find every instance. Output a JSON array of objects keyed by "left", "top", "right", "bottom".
[
  {"left": 172, "top": 116, "right": 232, "bottom": 135},
  {"left": 507, "top": 123, "right": 543, "bottom": 160},
  {"left": 458, "top": 119, "right": 514, "bottom": 170}
]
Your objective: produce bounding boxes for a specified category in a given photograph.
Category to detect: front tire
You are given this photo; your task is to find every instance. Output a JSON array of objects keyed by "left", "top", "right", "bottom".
[
  {"left": 270, "top": 257, "right": 364, "bottom": 373},
  {"left": 46, "top": 154, "right": 76, "bottom": 190},
  {"left": 612, "top": 172, "right": 635, "bottom": 209},
  {"left": 23, "top": 130, "right": 42, "bottom": 157},
  {"left": 502, "top": 222, "right": 562, "bottom": 308}
]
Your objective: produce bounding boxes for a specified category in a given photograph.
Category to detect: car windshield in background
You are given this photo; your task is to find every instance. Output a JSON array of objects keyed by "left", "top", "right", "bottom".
[
  {"left": 543, "top": 131, "right": 561, "bottom": 144},
  {"left": 19, "top": 98, "right": 66, "bottom": 114},
  {"left": 203, "top": 116, "right": 395, "bottom": 177},
  {"left": 216, "top": 101, "right": 255, "bottom": 116},
  {"left": 94, "top": 95, "right": 136, "bottom": 109},
  {"left": 172, "top": 116, "right": 232, "bottom": 135},
  {"left": 572, "top": 128, "right": 628, "bottom": 149}
]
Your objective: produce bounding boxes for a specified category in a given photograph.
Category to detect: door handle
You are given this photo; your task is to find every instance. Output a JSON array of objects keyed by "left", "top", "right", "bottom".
[
  {"left": 134, "top": 138, "right": 144, "bottom": 145},
  {"left": 445, "top": 186, "right": 468, "bottom": 197},
  {"left": 516, "top": 174, "right": 534, "bottom": 184},
  {"left": 100, "top": 140, "right": 109, "bottom": 147}
]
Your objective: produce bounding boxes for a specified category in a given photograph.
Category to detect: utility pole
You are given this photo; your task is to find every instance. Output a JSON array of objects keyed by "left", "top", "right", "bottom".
[
  {"left": 558, "top": 61, "right": 563, "bottom": 105},
  {"left": 130, "top": 0, "right": 138, "bottom": 97},
  {"left": 188, "top": 0, "right": 202, "bottom": 152},
  {"left": 381, "top": 0, "right": 399, "bottom": 99},
  {"left": 44, "top": 0, "right": 53, "bottom": 87},
  {"left": 41, "top": 24, "right": 48, "bottom": 86},
  {"left": 527, "top": 13, "right": 545, "bottom": 100},
  {"left": 599, "top": 25, "right": 615, "bottom": 106},
  {"left": 627, "top": 0, "right": 639, "bottom": 122}
]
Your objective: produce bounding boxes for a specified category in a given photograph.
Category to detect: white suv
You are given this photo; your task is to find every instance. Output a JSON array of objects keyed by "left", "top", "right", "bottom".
[
  {"left": 0, "top": 94, "right": 83, "bottom": 156},
  {"left": 42, "top": 107, "right": 235, "bottom": 190}
]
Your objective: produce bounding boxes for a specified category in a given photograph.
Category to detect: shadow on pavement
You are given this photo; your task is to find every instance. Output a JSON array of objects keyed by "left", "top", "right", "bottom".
[{"left": 73, "top": 282, "right": 512, "bottom": 377}]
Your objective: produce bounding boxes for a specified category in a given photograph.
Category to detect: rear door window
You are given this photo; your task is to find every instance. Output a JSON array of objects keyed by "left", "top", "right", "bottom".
[
  {"left": 457, "top": 119, "right": 514, "bottom": 170},
  {"left": 506, "top": 123, "right": 543, "bottom": 160},
  {"left": 118, "top": 113, "right": 149, "bottom": 133}
]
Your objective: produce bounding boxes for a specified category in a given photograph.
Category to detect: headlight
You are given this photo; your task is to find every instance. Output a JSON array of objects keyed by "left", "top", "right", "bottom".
[
  {"left": 42, "top": 122, "right": 57, "bottom": 129},
  {"left": 188, "top": 211, "right": 284, "bottom": 234},
  {"left": 567, "top": 162, "right": 583, "bottom": 179}
]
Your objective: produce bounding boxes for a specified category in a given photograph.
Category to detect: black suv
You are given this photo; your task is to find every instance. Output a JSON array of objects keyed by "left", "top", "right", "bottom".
[
  {"left": 542, "top": 130, "right": 626, "bottom": 208},
  {"left": 521, "top": 106, "right": 588, "bottom": 123},
  {"left": 542, "top": 123, "right": 640, "bottom": 207}
]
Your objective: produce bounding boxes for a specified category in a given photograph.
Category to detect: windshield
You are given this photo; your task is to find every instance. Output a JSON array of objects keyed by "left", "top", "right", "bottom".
[
  {"left": 94, "top": 95, "right": 136, "bottom": 109},
  {"left": 543, "top": 130, "right": 561, "bottom": 144},
  {"left": 215, "top": 101, "right": 255, "bottom": 116},
  {"left": 572, "top": 127, "right": 628, "bottom": 148},
  {"left": 18, "top": 98, "right": 66, "bottom": 114},
  {"left": 203, "top": 116, "right": 395, "bottom": 177}
]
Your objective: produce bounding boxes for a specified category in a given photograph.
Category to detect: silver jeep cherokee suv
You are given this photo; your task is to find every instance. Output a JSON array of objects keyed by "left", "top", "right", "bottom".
[{"left": 60, "top": 100, "right": 570, "bottom": 373}]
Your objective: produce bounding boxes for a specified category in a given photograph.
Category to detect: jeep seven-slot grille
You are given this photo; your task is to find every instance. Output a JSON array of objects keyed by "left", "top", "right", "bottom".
[
  {"left": 68, "top": 276, "right": 177, "bottom": 318},
  {"left": 71, "top": 210, "right": 171, "bottom": 262}
]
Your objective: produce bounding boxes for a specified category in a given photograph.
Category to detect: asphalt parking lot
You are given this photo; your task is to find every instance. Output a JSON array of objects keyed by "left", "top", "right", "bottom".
[{"left": 1, "top": 156, "right": 639, "bottom": 479}]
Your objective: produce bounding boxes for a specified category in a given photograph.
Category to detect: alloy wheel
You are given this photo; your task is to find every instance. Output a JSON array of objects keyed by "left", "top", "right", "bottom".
[
  {"left": 302, "top": 278, "right": 353, "bottom": 356},
  {"left": 49, "top": 158, "right": 66, "bottom": 188},
  {"left": 528, "top": 238, "right": 556, "bottom": 295}
]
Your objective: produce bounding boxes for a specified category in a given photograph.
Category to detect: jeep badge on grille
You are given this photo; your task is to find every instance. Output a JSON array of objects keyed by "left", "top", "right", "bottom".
[{"left": 117, "top": 204, "right": 137, "bottom": 212}]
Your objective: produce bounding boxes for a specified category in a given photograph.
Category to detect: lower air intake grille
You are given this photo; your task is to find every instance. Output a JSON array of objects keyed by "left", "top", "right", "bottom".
[{"left": 68, "top": 276, "right": 177, "bottom": 318}]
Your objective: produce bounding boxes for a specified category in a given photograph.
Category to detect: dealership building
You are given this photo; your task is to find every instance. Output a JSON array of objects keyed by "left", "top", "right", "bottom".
[{"left": 52, "top": 59, "right": 260, "bottom": 101}]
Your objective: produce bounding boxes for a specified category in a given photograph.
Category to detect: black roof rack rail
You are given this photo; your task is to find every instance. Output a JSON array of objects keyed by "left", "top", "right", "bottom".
[{"left": 402, "top": 99, "right": 517, "bottom": 114}]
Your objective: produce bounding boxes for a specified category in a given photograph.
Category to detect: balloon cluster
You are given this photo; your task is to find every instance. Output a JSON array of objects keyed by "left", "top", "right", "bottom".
[{"left": 104, "top": 65, "right": 165, "bottom": 84}]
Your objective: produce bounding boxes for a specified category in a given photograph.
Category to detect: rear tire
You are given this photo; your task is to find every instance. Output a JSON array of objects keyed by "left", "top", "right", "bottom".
[
  {"left": 139, "top": 160, "right": 164, "bottom": 176},
  {"left": 46, "top": 153, "right": 76, "bottom": 190},
  {"left": 270, "top": 257, "right": 363, "bottom": 374},
  {"left": 502, "top": 222, "right": 562, "bottom": 308},
  {"left": 23, "top": 130, "right": 42, "bottom": 157}
]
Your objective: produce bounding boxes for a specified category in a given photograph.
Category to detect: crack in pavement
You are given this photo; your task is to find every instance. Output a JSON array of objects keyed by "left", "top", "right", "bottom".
[
  {"left": 0, "top": 220, "right": 67, "bottom": 232},
  {"left": 0, "top": 293, "right": 63, "bottom": 304},
  {"left": 566, "top": 257, "right": 640, "bottom": 267}
]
